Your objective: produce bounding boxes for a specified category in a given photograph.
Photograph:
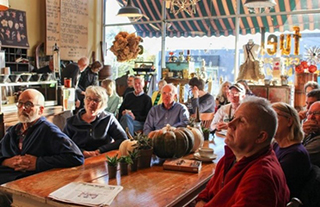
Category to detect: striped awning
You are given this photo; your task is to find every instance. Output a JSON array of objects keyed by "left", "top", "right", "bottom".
[{"left": 117, "top": 0, "right": 320, "bottom": 37}]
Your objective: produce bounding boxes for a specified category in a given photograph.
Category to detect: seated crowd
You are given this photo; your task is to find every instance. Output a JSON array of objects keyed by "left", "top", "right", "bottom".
[{"left": 1, "top": 72, "right": 320, "bottom": 207}]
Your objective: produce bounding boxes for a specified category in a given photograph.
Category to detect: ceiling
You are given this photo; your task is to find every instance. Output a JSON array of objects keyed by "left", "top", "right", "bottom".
[{"left": 117, "top": 0, "right": 320, "bottom": 37}]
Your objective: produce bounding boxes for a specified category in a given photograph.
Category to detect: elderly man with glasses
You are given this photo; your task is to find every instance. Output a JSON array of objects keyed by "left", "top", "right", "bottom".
[
  {"left": 0, "top": 89, "right": 84, "bottom": 206},
  {"left": 143, "top": 84, "right": 189, "bottom": 136},
  {"left": 210, "top": 83, "right": 246, "bottom": 132},
  {"left": 302, "top": 101, "right": 320, "bottom": 167}
]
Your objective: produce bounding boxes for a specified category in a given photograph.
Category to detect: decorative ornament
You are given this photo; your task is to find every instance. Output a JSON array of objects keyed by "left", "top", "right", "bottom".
[
  {"left": 295, "top": 65, "right": 304, "bottom": 74},
  {"left": 110, "top": 32, "right": 143, "bottom": 62},
  {"left": 304, "top": 46, "right": 320, "bottom": 65},
  {"left": 300, "top": 61, "right": 309, "bottom": 69},
  {"left": 267, "top": 34, "right": 277, "bottom": 55},
  {"left": 308, "top": 65, "right": 317, "bottom": 73},
  {"left": 166, "top": 0, "right": 201, "bottom": 16}
]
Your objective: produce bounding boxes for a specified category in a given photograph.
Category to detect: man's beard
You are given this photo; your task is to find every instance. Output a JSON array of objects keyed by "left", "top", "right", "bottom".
[{"left": 18, "top": 111, "right": 39, "bottom": 123}]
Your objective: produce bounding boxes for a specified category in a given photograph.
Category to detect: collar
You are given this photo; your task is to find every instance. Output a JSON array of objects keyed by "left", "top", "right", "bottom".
[
  {"left": 134, "top": 91, "right": 144, "bottom": 96},
  {"left": 161, "top": 102, "right": 176, "bottom": 110}
]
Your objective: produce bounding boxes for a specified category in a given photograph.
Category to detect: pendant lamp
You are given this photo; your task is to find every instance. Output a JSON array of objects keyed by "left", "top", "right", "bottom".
[
  {"left": 244, "top": 0, "right": 276, "bottom": 8},
  {"left": 117, "top": 0, "right": 143, "bottom": 17},
  {"left": 0, "top": 0, "right": 9, "bottom": 11}
]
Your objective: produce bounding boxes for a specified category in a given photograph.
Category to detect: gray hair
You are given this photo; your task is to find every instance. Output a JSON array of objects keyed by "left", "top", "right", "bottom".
[
  {"left": 85, "top": 86, "right": 108, "bottom": 112},
  {"left": 161, "top": 83, "right": 177, "bottom": 95},
  {"left": 304, "top": 81, "right": 319, "bottom": 93},
  {"left": 272, "top": 102, "right": 304, "bottom": 142},
  {"left": 242, "top": 96, "right": 278, "bottom": 141}
]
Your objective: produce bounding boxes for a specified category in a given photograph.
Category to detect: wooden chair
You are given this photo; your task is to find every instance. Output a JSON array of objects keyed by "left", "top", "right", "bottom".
[{"left": 200, "top": 112, "right": 215, "bottom": 129}]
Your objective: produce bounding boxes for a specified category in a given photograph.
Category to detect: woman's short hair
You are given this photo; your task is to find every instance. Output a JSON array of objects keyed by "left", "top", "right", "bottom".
[
  {"left": 272, "top": 102, "right": 304, "bottom": 142},
  {"left": 189, "top": 77, "right": 205, "bottom": 90},
  {"left": 85, "top": 86, "right": 108, "bottom": 112},
  {"left": 91, "top": 61, "right": 103, "bottom": 72}
]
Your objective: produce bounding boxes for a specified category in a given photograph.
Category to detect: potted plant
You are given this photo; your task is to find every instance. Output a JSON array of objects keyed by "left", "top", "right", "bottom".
[
  {"left": 134, "top": 133, "right": 153, "bottom": 169},
  {"left": 202, "top": 127, "right": 210, "bottom": 141},
  {"left": 106, "top": 154, "right": 119, "bottom": 179},
  {"left": 119, "top": 155, "right": 133, "bottom": 176},
  {"left": 128, "top": 148, "right": 139, "bottom": 172}
]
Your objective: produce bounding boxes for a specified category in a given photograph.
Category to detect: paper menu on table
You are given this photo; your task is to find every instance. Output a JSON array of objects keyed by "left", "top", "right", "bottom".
[{"left": 48, "top": 182, "right": 123, "bottom": 206}]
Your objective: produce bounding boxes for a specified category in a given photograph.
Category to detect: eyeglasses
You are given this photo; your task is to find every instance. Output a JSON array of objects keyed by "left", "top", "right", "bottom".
[
  {"left": 16, "top": 101, "right": 40, "bottom": 109},
  {"left": 306, "top": 111, "right": 320, "bottom": 117},
  {"left": 162, "top": 92, "right": 174, "bottom": 97},
  {"left": 85, "top": 96, "right": 101, "bottom": 103},
  {"left": 229, "top": 92, "right": 240, "bottom": 97}
]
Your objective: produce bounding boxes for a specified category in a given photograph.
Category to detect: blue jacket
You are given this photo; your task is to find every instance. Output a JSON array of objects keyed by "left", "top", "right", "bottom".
[
  {"left": 0, "top": 117, "right": 84, "bottom": 184},
  {"left": 64, "top": 109, "right": 127, "bottom": 153}
]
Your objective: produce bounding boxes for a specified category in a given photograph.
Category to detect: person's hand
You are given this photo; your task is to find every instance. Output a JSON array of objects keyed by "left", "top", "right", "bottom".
[
  {"left": 195, "top": 200, "right": 207, "bottom": 207},
  {"left": 81, "top": 91, "right": 86, "bottom": 95},
  {"left": 75, "top": 100, "right": 80, "bottom": 108},
  {"left": 127, "top": 111, "right": 135, "bottom": 120},
  {"left": 216, "top": 122, "right": 228, "bottom": 131},
  {"left": 302, "top": 119, "right": 319, "bottom": 135},
  {"left": 83, "top": 150, "right": 99, "bottom": 158},
  {"left": 299, "top": 110, "right": 307, "bottom": 121},
  {"left": 192, "top": 86, "right": 199, "bottom": 98},
  {"left": 2, "top": 155, "right": 22, "bottom": 169},
  {"left": 15, "top": 154, "right": 37, "bottom": 171}
]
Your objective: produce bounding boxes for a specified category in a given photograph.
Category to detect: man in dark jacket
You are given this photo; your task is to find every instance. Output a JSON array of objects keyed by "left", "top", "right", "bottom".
[
  {"left": 60, "top": 57, "right": 89, "bottom": 88},
  {"left": 0, "top": 89, "right": 84, "bottom": 184}
]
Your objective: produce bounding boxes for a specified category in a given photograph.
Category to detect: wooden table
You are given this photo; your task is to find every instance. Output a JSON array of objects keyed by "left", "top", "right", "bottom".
[{"left": 0, "top": 136, "right": 225, "bottom": 207}]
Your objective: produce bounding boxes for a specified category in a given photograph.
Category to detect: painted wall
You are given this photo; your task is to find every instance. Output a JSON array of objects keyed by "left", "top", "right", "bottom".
[{"left": 8, "top": 0, "right": 102, "bottom": 61}]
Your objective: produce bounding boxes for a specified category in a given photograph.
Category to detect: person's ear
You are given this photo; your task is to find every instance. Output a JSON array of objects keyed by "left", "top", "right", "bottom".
[
  {"left": 255, "top": 131, "right": 268, "bottom": 144},
  {"left": 287, "top": 117, "right": 293, "bottom": 127},
  {"left": 38, "top": 106, "right": 45, "bottom": 115}
]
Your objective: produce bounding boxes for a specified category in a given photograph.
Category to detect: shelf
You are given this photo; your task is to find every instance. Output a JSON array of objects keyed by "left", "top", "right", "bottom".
[{"left": 0, "top": 80, "right": 57, "bottom": 87}]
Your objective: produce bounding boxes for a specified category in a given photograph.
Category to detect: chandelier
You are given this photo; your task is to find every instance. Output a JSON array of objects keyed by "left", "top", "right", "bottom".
[{"left": 166, "top": 0, "right": 201, "bottom": 16}]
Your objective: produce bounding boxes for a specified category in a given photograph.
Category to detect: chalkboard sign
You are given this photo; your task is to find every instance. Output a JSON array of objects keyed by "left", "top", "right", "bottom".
[
  {"left": 0, "top": 9, "right": 29, "bottom": 48},
  {"left": 46, "top": 0, "right": 88, "bottom": 61}
]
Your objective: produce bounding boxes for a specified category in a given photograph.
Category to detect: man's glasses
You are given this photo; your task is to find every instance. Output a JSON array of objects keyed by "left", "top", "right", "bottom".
[
  {"left": 85, "top": 96, "right": 101, "bottom": 103},
  {"left": 16, "top": 101, "right": 40, "bottom": 109},
  {"left": 229, "top": 92, "right": 240, "bottom": 97},
  {"left": 306, "top": 111, "right": 320, "bottom": 117}
]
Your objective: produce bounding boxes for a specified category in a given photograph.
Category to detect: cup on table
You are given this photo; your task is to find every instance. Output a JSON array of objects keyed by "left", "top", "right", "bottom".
[{"left": 198, "top": 147, "right": 214, "bottom": 158}]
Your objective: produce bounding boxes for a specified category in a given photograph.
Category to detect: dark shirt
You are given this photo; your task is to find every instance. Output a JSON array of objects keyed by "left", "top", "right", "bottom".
[
  {"left": 302, "top": 133, "right": 320, "bottom": 167},
  {"left": 190, "top": 93, "right": 215, "bottom": 114},
  {"left": 32, "top": 65, "right": 52, "bottom": 74},
  {"left": 0, "top": 117, "right": 84, "bottom": 184},
  {"left": 76, "top": 68, "right": 99, "bottom": 108},
  {"left": 63, "top": 109, "right": 127, "bottom": 153},
  {"left": 118, "top": 92, "right": 152, "bottom": 122},
  {"left": 123, "top": 87, "right": 134, "bottom": 98},
  {"left": 61, "top": 63, "right": 79, "bottom": 87},
  {"left": 273, "top": 142, "right": 312, "bottom": 198}
]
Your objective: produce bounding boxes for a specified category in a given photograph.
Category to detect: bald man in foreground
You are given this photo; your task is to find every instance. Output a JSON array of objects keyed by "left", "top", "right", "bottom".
[{"left": 0, "top": 89, "right": 84, "bottom": 206}]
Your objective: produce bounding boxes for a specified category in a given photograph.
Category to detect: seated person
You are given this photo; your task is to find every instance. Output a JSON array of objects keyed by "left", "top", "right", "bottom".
[
  {"left": 215, "top": 81, "right": 231, "bottom": 112},
  {"left": 64, "top": 86, "right": 127, "bottom": 158},
  {"left": 151, "top": 80, "right": 167, "bottom": 105},
  {"left": 32, "top": 59, "right": 54, "bottom": 74},
  {"left": 144, "top": 84, "right": 189, "bottom": 136},
  {"left": 118, "top": 76, "right": 152, "bottom": 136},
  {"left": 122, "top": 75, "right": 135, "bottom": 98},
  {"left": 299, "top": 89, "right": 320, "bottom": 121},
  {"left": 101, "top": 78, "right": 121, "bottom": 116},
  {"left": 272, "top": 102, "right": 312, "bottom": 198},
  {"left": 193, "top": 96, "right": 290, "bottom": 206},
  {"left": 302, "top": 101, "right": 320, "bottom": 167},
  {"left": 0, "top": 89, "right": 84, "bottom": 185},
  {"left": 210, "top": 83, "right": 246, "bottom": 132},
  {"left": 188, "top": 77, "right": 215, "bottom": 115},
  {"left": 76, "top": 61, "right": 103, "bottom": 109},
  {"left": 61, "top": 57, "right": 89, "bottom": 88}
]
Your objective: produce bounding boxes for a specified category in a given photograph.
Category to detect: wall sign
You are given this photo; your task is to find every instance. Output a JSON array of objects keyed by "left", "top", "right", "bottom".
[
  {"left": 46, "top": 0, "right": 88, "bottom": 61},
  {"left": 0, "top": 9, "right": 29, "bottom": 48}
]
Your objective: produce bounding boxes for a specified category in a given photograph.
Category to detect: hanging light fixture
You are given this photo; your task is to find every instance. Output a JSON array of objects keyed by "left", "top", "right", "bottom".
[
  {"left": 244, "top": 0, "right": 276, "bottom": 8},
  {"left": 0, "top": 0, "right": 9, "bottom": 11},
  {"left": 117, "top": 0, "right": 143, "bottom": 17},
  {"left": 166, "top": 0, "right": 201, "bottom": 16}
]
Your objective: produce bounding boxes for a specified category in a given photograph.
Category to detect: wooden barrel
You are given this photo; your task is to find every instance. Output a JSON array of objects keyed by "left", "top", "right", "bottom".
[
  {"left": 99, "top": 65, "right": 112, "bottom": 80},
  {"left": 294, "top": 73, "right": 317, "bottom": 111}
]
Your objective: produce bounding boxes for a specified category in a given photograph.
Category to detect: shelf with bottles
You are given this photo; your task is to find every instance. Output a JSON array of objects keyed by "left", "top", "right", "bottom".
[{"left": 2, "top": 46, "right": 29, "bottom": 72}]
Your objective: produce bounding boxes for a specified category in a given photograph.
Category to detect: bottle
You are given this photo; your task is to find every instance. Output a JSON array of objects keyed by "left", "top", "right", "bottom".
[
  {"left": 52, "top": 43, "right": 60, "bottom": 79},
  {"left": 194, "top": 107, "right": 203, "bottom": 134}
]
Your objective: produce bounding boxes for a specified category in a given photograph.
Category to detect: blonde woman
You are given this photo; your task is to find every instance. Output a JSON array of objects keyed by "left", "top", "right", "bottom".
[
  {"left": 101, "top": 78, "right": 120, "bottom": 116},
  {"left": 272, "top": 102, "right": 312, "bottom": 198},
  {"left": 215, "top": 81, "right": 231, "bottom": 112}
]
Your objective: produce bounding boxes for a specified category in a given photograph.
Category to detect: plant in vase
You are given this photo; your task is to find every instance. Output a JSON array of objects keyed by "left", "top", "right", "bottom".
[
  {"left": 134, "top": 132, "right": 153, "bottom": 169},
  {"left": 202, "top": 127, "right": 210, "bottom": 141},
  {"left": 128, "top": 148, "right": 139, "bottom": 172},
  {"left": 119, "top": 155, "right": 133, "bottom": 176},
  {"left": 106, "top": 154, "right": 119, "bottom": 179}
]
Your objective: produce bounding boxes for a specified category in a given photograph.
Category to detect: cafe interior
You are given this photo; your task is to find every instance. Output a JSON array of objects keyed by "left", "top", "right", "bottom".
[{"left": 0, "top": 0, "right": 320, "bottom": 206}]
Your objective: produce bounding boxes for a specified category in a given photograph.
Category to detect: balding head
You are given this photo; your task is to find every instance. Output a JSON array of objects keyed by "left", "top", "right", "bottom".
[{"left": 78, "top": 57, "right": 89, "bottom": 72}]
